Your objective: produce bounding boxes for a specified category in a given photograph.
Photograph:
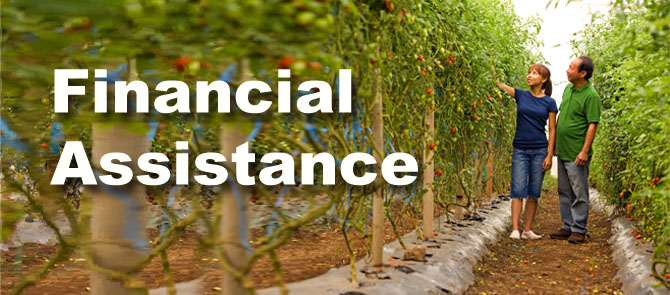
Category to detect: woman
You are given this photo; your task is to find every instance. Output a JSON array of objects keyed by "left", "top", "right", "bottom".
[{"left": 493, "top": 64, "right": 557, "bottom": 239}]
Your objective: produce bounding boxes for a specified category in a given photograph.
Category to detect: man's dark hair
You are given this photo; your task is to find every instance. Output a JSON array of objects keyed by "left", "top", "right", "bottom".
[{"left": 578, "top": 56, "right": 594, "bottom": 81}]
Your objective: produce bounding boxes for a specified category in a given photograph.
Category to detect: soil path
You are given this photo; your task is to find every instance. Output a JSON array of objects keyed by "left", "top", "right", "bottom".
[
  {"left": 0, "top": 208, "right": 418, "bottom": 295},
  {"left": 465, "top": 186, "right": 624, "bottom": 295},
  {"left": 2, "top": 186, "right": 628, "bottom": 295}
]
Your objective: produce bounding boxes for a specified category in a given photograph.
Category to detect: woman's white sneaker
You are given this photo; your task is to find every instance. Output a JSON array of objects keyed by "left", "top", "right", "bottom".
[
  {"left": 522, "top": 231, "right": 542, "bottom": 239},
  {"left": 510, "top": 230, "right": 521, "bottom": 239}
]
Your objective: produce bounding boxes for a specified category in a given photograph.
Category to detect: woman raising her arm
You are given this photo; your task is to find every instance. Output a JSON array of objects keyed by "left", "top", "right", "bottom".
[{"left": 494, "top": 64, "right": 557, "bottom": 239}]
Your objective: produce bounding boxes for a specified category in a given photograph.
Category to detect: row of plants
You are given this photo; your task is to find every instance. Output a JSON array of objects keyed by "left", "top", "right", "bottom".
[
  {"left": 1, "top": 0, "right": 541, "bottom": 293},
  {"left": 572, "top": 0, "right": 670, "bottom": 286}
]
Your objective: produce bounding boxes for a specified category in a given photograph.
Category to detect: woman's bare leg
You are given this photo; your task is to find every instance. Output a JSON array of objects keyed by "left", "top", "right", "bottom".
[
  {"left": 523, "top": 197, "right": 538, "bottom": 232},
  {"left": 511, "top": 198, "right": 523, "bottom": 232}
]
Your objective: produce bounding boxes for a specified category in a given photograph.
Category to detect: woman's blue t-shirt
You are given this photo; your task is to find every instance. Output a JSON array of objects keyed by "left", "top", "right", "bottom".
[{"left": 513, "top": 88, "right": 558, "bottom": 149}]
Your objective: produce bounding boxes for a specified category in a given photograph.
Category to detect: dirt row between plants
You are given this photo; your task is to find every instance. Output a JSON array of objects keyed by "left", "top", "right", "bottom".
[
  {"left": 465, "top": 187, "right": 624, "bottom": 295},
  {"left": 6, "top": 187, "right": 665, "bottom": 295},
  {"left": 0, "top": 204, "right": 420, "bottom": 295}
]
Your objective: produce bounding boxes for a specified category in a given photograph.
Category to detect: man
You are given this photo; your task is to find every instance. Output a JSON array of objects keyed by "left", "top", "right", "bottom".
[{"left": 549, "top": 56, "right": 601, "bottom": 244}]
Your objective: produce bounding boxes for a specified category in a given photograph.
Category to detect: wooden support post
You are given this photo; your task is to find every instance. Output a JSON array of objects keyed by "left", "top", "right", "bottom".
[
  {"left": 219, "top": 124, "right": 250, "bottom": 295},
  {"left": 474, "top": 156, "right": 481, "bottom": 210},
  {"left": 505, "top": 172, "right": 511, "bottom": 195},
  {"left": 90, "top": 124, "right": 149, "bottom": 295},
  {"left": 456, "top": 180, "right": 465, "bottom": 197},
  {"left": 456, "top": 142, "right": 465, "bottom": 198},
  {"left": 454, "top": 195, "right": 465, "bottom": 221},
  {"left": 220, "top": 59, "right": 251, "bottom": 295},
  {"left": 487, "top": 146, "right": 494, "bottom": 201},
  {"left": 422, "top": 108, "right": 434, "bottom": 239},
  {"left": 371, "top": 56, "right": 385, "bottom": 267},
  {"left": 89, "top": 59, "right": 148, "bottom": 295},
  {"left": 455, "top": 167, "right": 465, "bottom": 217}
]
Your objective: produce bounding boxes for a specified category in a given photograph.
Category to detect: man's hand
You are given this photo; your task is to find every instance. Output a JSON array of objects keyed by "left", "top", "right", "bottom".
[
  {"left": 576, "top": 123, "right": 598, "bottom": 167},
  {"left": 542, "top": 155, "right": 552, "bottom": 171},
  {"left": 575, "top": 151, "right": 589, "bottom": 166}
]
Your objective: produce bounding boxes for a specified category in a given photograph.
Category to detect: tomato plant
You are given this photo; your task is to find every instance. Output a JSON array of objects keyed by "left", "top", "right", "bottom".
[
  {"left": 573, "top": 0, "right": 669, "bottom": 286},
  {"left": 1, "top": 0, "right": 543, "bottom": 293}
]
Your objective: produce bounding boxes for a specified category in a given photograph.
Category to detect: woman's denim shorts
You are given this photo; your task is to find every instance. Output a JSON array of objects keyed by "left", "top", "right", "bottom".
[{"left": 510, "top": 147, "right": 548, "bottom": 199}]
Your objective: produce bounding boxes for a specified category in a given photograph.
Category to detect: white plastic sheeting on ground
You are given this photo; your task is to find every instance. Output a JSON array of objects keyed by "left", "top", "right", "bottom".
[
  {"left": 591, "top": 188, "right": 669, "bottom": 295},
  {"left": 148, "top": 197, "right": 512, "bottom": 295},
  {"left": 256, "top": 197, "right": 512, "bottom": 295}
]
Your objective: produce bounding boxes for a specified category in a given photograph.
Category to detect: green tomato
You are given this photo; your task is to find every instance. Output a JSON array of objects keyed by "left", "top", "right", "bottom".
[
  {"left": 314, "top": 18, "right": 329, "bottom": 30},
  {"left": 296, "top": 12, "right": 316, "bottom": 26},
  {"left": 291, "top": 61, "right": 307, "bottom": 75},
  {"left": 187, "top": 61, "right": 200, "bottom": 75},
  {"left": 279, "top": 3, "right": 295, "bottom": 15},
  {"left": 125, "top": 2, "right": 143, "bottom": 18}
]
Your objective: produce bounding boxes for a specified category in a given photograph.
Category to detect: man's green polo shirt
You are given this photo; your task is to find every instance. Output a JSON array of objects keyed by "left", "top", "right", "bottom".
[{"left": 556, "top": 81, "right": 602, "bottom": 162}]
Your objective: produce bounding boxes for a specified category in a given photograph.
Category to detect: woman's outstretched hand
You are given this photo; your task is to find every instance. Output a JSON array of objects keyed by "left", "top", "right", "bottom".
[
  {"left": 492, "top": 64, "right": 515, "bottom": 97},
  {"left": 491, "top": 64, "right": 500, "bottom": 84}
]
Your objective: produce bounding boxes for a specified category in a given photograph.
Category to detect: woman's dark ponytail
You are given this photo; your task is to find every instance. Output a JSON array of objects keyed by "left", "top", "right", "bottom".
[{"left": 543, "top": 78, "right": 552, "bottom": 97}]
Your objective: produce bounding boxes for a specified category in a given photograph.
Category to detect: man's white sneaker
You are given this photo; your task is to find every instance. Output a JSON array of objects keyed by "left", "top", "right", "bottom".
[
  {"left": 510, "top": 230, "right": 520, "bottom": 239},
  {"left": 522, "top": 231, "right": 542, "bottom": 239}
]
